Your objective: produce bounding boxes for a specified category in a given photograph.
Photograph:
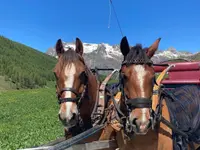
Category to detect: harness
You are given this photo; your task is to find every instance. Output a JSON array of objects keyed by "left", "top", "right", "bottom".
[
  {"left": 112, "top": 58, "right": 156, "bottom": 135},
  {"left": 107, "top": 63, "right": 195, "bottom": 150},
  {"left": 54, "top": 67, "right": 119, "bottom": 136},
  {"left": 54, "top": 68, "right": 91, "bottom": 136}
]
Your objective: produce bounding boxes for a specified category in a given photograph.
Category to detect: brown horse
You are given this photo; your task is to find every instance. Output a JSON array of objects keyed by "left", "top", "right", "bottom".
[
  {"left": 99, "top": 36, "right": 161, "bottom": 142},
  {"left": 53, "top": 38, "right": 99, "bottom": 138},
  {"left": 99, "top": 37, "right": 200, "bottom": 150}
]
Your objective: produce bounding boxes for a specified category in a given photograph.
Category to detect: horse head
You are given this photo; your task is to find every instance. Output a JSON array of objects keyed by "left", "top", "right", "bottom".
[
  {"left": 53, "top": 38, "right": 89, "bottom": 129},
  {"left": 119, "top": 36, "right": 161, "bottom": 135}
]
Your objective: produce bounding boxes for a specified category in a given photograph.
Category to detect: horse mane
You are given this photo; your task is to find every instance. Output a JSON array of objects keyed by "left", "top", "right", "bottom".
[{"left": 123, "top": 44, "right": 153, "bottom": 65}]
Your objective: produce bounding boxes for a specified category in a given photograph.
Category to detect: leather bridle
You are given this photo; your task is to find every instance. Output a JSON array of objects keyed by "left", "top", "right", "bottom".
[
  {"left": 54, "top": 70, "right": 88, "bottom": 108},
  {"left": 119, "top": 62, "right": 155, "bottom": 110},
  {"left": 114, "top": 61, "right": 157, "bottom": 135}
]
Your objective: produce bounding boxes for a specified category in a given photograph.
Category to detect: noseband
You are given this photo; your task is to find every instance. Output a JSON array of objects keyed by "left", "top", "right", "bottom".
[
  {"left": 125, "top": 98, "right": 152, "bottom": 109},
  {"left": 57, "top": 87, "right": 85, "bottom": 105}
]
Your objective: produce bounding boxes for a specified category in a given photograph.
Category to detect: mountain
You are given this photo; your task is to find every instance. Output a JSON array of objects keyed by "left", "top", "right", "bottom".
[
  {"left": 47, "top": 42, "right": 123, "bottom": 69},
  {"left": 46, "top": 41, "right": 199, "bottom": 69},
  {"left": 0, "top": 36, "right": 57, "bottom": 90}
]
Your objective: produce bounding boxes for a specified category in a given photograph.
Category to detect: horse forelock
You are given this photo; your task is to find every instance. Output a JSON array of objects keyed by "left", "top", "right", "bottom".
[
  {"left": 124, "top": 44, "right": 152, "bottom": 65},
  {"left": 54, "top": 49, "right": 86, "bottom": 76}
]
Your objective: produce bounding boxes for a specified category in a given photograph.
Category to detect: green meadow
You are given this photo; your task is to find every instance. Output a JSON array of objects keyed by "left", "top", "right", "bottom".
[{"left": 0, "top": 88, "right": 64, "bottom": 150}]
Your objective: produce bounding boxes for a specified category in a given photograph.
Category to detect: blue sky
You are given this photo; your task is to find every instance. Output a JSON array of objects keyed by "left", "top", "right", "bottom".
[{"left": 0, "top": 0, "right": 200, "bottom": 53}]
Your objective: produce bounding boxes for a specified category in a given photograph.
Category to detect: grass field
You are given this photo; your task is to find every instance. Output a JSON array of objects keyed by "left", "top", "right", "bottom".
[
  {"left": 0, "top": 73, "right": 166, "bottom": 150},
  {"left": 0, "top": 87, "right": 64, "bottom": 150},
  {"left": 0, "top": 73, "right": 117, "bottom": 150}
]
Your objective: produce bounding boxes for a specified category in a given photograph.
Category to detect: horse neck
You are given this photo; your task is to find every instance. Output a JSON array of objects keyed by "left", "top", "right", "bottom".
[
  {"left": 80, "top": 66, "right": 98, "bottom": 117},
  {"left": 87, "top": 68, "right": 98, "bottom": 106}
]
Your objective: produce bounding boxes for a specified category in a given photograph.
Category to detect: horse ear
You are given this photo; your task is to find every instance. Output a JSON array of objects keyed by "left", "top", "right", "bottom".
[
  {"left": 120, "top": 36, "right": 130, "bottom": 57},
  {"left": 146, "top": 38, "right": 161, "bottom": 58},
  {"left": 55, "top": 39, "right": 65, "bottom": 57},
  {"left": 75, "top": 37, "right": 83, "bottom": 56}
]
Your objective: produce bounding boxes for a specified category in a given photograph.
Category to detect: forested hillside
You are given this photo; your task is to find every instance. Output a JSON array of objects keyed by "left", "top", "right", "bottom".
[{"left": 0, "top": 36, "right": 57, "bottom": 89}]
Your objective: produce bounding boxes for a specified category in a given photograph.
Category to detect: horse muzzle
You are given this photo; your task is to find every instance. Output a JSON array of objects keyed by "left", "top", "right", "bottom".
[
  {"left": 58, "top": 113, "right": 78, "bottom": 129},
  {"left": 126, "top": 117, "right": 152, "bottom": 135}
]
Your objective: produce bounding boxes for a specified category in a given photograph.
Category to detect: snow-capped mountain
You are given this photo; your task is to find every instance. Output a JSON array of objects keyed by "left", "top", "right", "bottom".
[{"left": 46, "top": 41, "right": 197, "bottom": 69}]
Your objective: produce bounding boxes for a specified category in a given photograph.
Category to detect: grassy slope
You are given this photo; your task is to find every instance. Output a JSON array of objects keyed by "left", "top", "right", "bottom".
[
  {"left": 0, "top": 88, "right": 63, "bottom": 150},
  {"left": 0, "top": 36, "right": 57, "bottom": 90}
]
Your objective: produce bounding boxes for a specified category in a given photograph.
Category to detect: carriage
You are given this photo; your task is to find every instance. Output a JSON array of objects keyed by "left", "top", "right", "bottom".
[{"left": 19, "top": 60, "right": 200, "bottom": 150}]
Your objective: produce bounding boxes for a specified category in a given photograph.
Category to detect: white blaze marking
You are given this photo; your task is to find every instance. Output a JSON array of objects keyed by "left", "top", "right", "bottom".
[
  {"left": 64, "top": 64, "right": 76, "bottom": 98},
  {"left": 63, "top": 63, "right": 77, "bottom": 120},
  {"left": 134, "top": 65, "right": 148, "bottom": 122}
]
